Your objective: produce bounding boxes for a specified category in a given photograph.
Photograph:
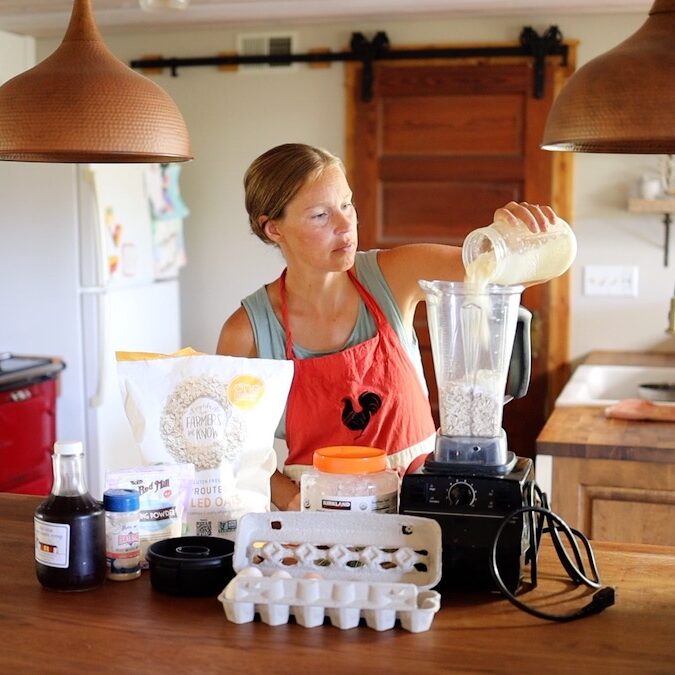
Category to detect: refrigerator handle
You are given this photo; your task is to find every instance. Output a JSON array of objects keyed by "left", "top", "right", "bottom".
[
  {"left": 81, "top": 166, "right": 107, "bottom": 289},
  {"left": 82, "top": 166, "right": 107, "bottom": 409},
  {"left": 89, "top": 291, "right": 107, "bottom": 409}
]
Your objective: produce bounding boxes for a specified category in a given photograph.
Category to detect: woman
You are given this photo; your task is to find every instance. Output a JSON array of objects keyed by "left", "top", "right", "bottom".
[{"left": 217, "top": 143, "right": 556, "bottom": 510}]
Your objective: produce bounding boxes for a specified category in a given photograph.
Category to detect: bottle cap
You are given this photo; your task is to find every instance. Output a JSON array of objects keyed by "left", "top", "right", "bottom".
[
  {"left": 104, "top": 488, "right": 140, "bottom": 512},
  {"left": 313, "top": 446, "right": 387, "bottom": 474},
  {"left": 53, "top": 440, "right": 84, "bottom": 456}
]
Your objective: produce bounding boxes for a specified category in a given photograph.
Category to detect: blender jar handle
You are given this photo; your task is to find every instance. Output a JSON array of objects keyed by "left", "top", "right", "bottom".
[{"left": 505, "top": 306, "right": 532, "bottom": 401}]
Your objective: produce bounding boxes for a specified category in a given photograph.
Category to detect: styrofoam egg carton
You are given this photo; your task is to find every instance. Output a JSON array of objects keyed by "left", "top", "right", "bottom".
[{"left": 217, "top": 512, "right": 442, "bottom": 632}]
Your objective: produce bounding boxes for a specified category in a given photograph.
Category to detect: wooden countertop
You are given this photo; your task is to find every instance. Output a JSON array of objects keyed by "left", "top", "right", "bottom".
[
  {"left": 537, "top": 351, "right": 675, "bottom": 462},
  {"left": 2, "top": 494, "right": 675, "bottom": 674},
  {"left": 537, "top": 405, "right": 675, "bottom": 462}
]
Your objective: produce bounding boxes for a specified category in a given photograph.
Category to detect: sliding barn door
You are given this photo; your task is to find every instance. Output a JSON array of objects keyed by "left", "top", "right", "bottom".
[{"left": 346, "top": 56, "right": 572, "bottom": 457}]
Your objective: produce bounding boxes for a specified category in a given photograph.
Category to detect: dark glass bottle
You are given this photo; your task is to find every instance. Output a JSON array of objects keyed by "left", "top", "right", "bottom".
[{"left": 34, "top": 440, "right": 106, "bottom": 591}]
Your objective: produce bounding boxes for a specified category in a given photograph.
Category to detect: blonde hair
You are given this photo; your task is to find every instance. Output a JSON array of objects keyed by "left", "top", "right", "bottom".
[{"left": 244, "top": 143, "right": 344, "bottom": 244}]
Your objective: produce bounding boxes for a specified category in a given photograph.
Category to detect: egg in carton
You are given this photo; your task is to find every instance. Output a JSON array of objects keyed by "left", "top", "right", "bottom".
[{"left": 217, "top": 511, "right": 442, "bottom": 632}]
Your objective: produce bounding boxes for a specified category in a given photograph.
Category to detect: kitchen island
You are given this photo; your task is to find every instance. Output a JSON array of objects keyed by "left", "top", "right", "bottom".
[
  {"left": 537, "top": 351, "right": 675, "bottom": 546},
  {"left": 2, "top": 493, "right": 674, "bottom": 674}
]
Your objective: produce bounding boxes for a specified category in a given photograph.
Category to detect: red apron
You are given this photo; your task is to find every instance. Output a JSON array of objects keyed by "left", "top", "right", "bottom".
[{"left": 280, "top": 268, "right": 435, "bottom": 478}]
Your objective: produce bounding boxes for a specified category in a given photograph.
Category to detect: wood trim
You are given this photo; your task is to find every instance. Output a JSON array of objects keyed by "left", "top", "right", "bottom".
[
  {"left": 545, "top": 47, "right": 576, "bottom": 408},
  {"left": 345, "top": 62, "right": 380, "bottom": 251},
  {"left": 344, "top": 63, "right": 358, "bottom": 182}
]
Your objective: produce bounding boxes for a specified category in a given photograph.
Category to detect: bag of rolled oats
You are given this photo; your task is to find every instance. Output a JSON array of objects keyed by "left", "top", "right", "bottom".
[{"left": 117, "top": 348, "right": 293, "bottom": 540}]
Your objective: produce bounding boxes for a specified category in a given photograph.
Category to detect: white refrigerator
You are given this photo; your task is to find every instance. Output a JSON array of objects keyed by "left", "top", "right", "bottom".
[{"left": 0, "top": 162, "right": 187, "bottom": 498}]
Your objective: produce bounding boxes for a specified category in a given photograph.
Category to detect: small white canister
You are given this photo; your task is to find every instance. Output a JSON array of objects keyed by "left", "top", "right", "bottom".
[
  {"left": 103, "top": 488, "right": 141, "bottom": 581},
  {"left": 300, "top": 446, "right": 399, "bottom": 514}
]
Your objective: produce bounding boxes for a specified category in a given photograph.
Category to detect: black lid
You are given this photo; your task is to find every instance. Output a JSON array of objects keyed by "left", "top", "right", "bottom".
[{"left": 146, "top": 536, "right": 235, "bottom": 596}]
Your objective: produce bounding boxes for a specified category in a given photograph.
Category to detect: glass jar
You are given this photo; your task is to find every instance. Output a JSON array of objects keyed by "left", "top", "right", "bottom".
[
  {"left": 34, "top": 440, "right": 106, "bottom": 591},
  {"left": 462, "top": 216, "right": 577, "bottom": 287},
  {"left": 104, "top": 488, "right": 141, "bottom": 581},
  {"left": 300, "top": 446, "right": 399, "bottom": 514}
]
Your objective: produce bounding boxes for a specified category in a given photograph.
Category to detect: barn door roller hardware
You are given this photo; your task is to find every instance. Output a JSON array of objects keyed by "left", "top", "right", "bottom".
[{"left": 130, "top": 27, "right": 567, "bottom": 101}]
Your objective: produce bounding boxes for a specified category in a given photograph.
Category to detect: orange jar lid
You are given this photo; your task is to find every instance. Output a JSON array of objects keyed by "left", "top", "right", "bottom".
[{"left": 313, "top": 446, "right": 387, "bottom": 474}]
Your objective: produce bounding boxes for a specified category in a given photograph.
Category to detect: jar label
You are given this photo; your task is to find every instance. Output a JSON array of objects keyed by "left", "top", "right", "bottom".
[
  {"left": 314, "top": 491, "right": 398, "bottom": 514},
  {"left": 106, "top": 516, "right": 141, "bottom": 578},
  {"left": 34, "top": 518, "right": 70, "bottom": 568}
]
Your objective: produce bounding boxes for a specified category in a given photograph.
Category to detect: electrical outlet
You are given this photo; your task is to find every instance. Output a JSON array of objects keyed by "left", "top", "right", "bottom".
[{"left": 583, "top": 265, "right": 639, "bottom": 297}]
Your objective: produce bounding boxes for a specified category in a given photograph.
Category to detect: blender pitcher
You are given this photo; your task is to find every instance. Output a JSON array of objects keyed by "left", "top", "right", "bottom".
[{"left": 419, "top": 280, "right": 531, "bottom": 475}]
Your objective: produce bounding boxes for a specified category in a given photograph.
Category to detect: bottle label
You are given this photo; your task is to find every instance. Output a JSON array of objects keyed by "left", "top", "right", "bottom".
[
  {"left": 34, "top": 518, "right": 70, "bottom": 568},
  {"left": 314, "top": 491, "right": 397, "bottom": 514}
]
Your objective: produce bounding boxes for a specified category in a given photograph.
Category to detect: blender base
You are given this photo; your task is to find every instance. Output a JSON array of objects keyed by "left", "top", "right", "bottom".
[
  {"left": 424, "top": 430, "right": 516, "bottom": 476},
  {"left": 399, "top": 456, "right": 534, "bottom": 592}
]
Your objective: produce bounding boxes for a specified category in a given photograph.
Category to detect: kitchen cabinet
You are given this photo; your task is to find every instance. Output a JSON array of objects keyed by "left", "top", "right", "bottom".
[
  {"left": 537, "top": 351, "right": 675, "bottom": 546},
  {"left": 543, "top": 449, "right": 675, "bottom": 546}
]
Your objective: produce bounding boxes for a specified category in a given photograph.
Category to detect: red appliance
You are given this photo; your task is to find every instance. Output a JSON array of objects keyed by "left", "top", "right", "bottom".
[{"left": 0, "top": 354, "right": 65, "bottom": 495}]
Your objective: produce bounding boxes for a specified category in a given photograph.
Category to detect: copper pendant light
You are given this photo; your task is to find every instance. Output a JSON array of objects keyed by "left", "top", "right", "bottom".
[
  {"left": 0, "top": 0, "right": 192, "bottom": 163},
  {"left": 542, "top": 0, "right": 675, "bottom": 153}
]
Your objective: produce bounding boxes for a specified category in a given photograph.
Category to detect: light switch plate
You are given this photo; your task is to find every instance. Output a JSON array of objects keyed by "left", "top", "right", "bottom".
[{"left": 583, "top": 265, "right": 639, "bottom": 297}]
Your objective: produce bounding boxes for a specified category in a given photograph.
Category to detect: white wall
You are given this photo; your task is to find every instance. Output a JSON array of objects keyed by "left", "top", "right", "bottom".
[
  {"left": 35, "top": 10, "right": 675, "bottom": 361},
  {"left": 0, "top": 28, "right": 34, "bottom": 82}
]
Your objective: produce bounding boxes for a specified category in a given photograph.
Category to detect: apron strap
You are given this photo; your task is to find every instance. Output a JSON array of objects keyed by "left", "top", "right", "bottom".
[
  {"left": 278, "top": 266, "right": 389, "bottom": 360},
  {"left": 279, "top": 269, "right": 295, "bottom": 360}
]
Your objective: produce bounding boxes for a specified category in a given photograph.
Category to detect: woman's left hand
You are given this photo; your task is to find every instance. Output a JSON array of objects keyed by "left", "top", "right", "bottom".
[{"left": 494, "top": 201, "right": 557, "bottom": 233}]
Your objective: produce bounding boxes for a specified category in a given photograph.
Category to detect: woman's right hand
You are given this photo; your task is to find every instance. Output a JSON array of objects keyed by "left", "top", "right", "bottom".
[{"left": 493, "top": 201, "right": 556, "bottom": 233}]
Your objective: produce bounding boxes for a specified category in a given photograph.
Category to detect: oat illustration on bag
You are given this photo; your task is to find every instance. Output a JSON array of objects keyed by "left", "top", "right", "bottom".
[{"left": 160, "top": 376, "right": 246, "bottom": 470}]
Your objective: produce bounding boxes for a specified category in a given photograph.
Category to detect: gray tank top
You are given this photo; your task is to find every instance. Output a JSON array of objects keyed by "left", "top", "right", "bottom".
[{"left": 241, "top": 249, "right": 427, "bottom": 438}]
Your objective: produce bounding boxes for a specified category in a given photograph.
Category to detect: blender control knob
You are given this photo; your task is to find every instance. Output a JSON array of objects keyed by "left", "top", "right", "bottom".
[{"left": 447, "top": 481, "right": 476, "bottom": 507}]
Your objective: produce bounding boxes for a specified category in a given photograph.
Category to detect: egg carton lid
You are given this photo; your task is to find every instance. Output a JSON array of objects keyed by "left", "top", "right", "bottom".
[{"left": 233, "top": 511, "right": 442, "bottom": 589}]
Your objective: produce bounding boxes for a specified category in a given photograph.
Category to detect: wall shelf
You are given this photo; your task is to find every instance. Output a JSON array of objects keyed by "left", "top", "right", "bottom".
[{"left": 628, "top": 196, "right": 675, "bottom": 267}]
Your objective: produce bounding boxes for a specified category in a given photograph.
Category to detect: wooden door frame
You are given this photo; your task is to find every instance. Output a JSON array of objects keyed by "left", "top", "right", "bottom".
[{"left": 344, "top": 41, "right": 577, "bottom": 410}]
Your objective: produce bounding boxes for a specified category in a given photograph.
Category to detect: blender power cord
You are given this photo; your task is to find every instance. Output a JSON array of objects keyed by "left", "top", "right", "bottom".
[{"left": 489, "top": 481, "right": 615, "bottom": 622}]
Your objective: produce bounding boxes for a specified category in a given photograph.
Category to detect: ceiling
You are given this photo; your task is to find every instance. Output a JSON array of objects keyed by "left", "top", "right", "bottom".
[{"left": 0, "top": 0, "right": 650, "bottom": 38}]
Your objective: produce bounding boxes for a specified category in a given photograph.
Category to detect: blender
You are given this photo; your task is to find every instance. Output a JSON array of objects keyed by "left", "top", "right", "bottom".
[
  {"left": 420, "top": 280, "right": 532, "bottom": 475},
  {"left": 399, "top": 280, "right": 535, "bottom": 591}
]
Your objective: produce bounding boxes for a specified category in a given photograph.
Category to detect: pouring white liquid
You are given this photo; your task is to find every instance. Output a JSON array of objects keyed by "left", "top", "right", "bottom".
[
  {"left": 433, "top": 256, "right": 500, "bottom": 437},
  {"left": 420, "top": 278, "right": 524, "bottom": 439},
  {"left": 437, "top": 218, "right": 576, "bottom": 438},
  {"left": 464, "top": 248, "right": 496, "bottom": 288}
]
